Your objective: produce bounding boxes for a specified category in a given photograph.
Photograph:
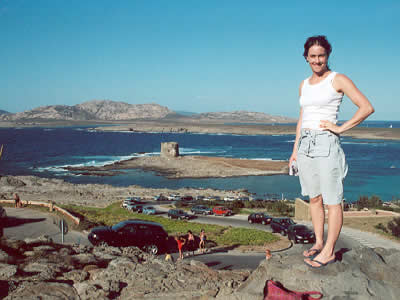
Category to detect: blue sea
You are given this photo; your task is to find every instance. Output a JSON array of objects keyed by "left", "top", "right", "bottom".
[{"left": 0, "top": 121, "right": 399, "bottom": 202}]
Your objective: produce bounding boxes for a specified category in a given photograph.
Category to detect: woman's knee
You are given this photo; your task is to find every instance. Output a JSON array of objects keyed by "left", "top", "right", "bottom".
[{"left": 309, "top": 195, "right": 323, "bottom": 205}]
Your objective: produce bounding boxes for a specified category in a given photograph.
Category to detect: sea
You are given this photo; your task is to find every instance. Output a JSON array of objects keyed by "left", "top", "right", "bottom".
[{"left": 0, "top": 121, "right": 399, "bottom": 203}]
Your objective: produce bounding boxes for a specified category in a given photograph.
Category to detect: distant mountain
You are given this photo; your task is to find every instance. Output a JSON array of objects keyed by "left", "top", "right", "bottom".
[
  {"left": 0, "top": 109, "right": 10, "bottom": 115},
  {"left": 0, "top": 100, "right": 295, "bottom": 123},
  {"left": 196, "top": 111, "right": 295, "bottom": 123},
  {"left": 0, "top": 100, "right": 172, "bottom": 121}
]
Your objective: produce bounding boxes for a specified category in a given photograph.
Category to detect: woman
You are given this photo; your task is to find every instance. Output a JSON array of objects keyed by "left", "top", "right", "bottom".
[{"left": 289, "top": 35, "right": 374, "bottom": 268}]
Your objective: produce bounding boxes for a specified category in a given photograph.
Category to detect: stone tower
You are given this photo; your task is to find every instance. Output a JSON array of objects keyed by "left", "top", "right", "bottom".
[{"left": 161, "top": 142, "right": 179, "bottom": 158}]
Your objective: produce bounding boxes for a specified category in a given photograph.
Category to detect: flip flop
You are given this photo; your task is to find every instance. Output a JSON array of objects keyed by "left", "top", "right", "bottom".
[
  {"left": 303, "top": 248, "right": 321, "bottom": 259},
  {"left": 304, "top": 257, "right": 336, "bottom": 269}
]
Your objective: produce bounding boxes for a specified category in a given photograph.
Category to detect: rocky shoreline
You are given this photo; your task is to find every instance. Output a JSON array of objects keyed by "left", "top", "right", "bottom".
[
  {"left": 64, "top": 155, "right": 289, "bottom": 179},
  {"left": 0, "top": 175, "right": 253, "bottom": 208},
  {"left": 1, "top": 119, "right": 399, "bottom": 140},
  {"left": 93, "top": 120, "right": 400, "bottom": 141}
]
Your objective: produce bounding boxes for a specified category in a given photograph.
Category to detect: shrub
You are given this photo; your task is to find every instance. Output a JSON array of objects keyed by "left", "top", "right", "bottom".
[
  {"left": 374, "top": 223, "right": 388, "bottom": 233},
  {"left": 387, "top": 217, "right": 400, "bottom": 238},
  {"left": 356, "top": 195, "right": 383, "bottom": 210}
]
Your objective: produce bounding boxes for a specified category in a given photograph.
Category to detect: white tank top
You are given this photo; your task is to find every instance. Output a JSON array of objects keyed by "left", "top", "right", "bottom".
[{"left": 299, "top": 72, "right": 344, "bottom": 130}]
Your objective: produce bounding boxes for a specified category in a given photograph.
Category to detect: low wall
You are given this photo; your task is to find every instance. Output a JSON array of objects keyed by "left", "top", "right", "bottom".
[
  {"left": 0, "top": 199, "right": 80, "bottom": 225},
  {"left": 295, "top": 198, "right": 311, "bottom": 221}
]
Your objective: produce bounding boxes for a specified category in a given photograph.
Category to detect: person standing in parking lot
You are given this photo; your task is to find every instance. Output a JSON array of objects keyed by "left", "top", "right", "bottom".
[
  {"left": 14, "top": 193, "right": 22, "bottom": 208},
  {"left": 199, "top": 229, "right": 206, "bottom": 253},
  {"left": 289, "top": 35, "right": 374, "bottom": 268},
  {"left": 187, "top": 230, "right": 195, "bottom": 256},
  {"left": 175, "top": 235, "right": 186, "bottom": 260}
]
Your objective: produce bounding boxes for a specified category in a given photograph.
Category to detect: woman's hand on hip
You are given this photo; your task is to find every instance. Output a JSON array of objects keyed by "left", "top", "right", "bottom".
[{"left": 320, "top": 120, "right": 342, "bottom": 134}]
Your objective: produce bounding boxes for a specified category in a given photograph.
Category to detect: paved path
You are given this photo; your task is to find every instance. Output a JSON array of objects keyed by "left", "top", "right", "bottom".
[{"left": 3, "top": 207, "right": 90, "bottom": 246}]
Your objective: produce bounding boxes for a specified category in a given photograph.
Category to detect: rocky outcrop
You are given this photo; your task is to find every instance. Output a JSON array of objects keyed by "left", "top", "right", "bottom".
[
  {"left": 0, "top": 237, "right": 249, "bottom": 299},
  {"left": 229, "top": 246, "right": 400, "bottom": 300},
  {"left": 1, "top": 236, "right": 399, "bottom": 299},
  {"left": 0, "top": 100, "right": 172, "bottom": 121}
]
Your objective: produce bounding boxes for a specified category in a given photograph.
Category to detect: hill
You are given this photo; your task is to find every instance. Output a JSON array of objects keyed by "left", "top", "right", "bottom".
[
  {"left": 0, "top": 100, "right": 295, "bottom": 123},
  {"left": 0, "top": 100, "right": 172, "bottom": 121}
]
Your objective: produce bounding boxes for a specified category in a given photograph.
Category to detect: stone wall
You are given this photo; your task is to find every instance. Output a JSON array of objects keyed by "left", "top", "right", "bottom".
[
  {"left": 161, "top": 142, "right": 179, "bottom": 158},
  {"left": 294, "top": 198, "right": 311, "bottom": 221}
]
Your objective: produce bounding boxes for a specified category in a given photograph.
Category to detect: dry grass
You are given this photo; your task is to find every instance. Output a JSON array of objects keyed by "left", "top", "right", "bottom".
[{"left": 343, "top": 216, "right": 399, "bottom": 241}]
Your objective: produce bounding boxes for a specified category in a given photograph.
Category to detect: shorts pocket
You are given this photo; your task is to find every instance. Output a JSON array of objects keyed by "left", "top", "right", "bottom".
[{"left": 308, "top": 134, "right": 331, "bottom": 157}]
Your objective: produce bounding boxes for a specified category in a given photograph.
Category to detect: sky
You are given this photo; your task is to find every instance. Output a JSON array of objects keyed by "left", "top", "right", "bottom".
[{"left": 1, "top": 0, "right": 399, "bottom": 120}]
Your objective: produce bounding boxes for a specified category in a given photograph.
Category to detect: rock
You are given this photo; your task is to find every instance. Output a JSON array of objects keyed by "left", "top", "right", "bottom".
[
  {"left": 63, "top": 269, "right": 89, "bottom": 282},
  {"left": 0, "top": 249, "right": 9, "bottom": 262},
  {"left": 0, "top": 176, "right": 26, "bottom": 187},
  {"left": 232, "top": 246, "right": 400, "bottom": 300},
  {"left": 73, "top": 282, "right": 109, "bottom": 300},
  {"left": 0, "top": 263, "right": 17, "bottom": 279},
  {"left": 70, "top": 253, "right": 98, "bottom": 267},
  {"left": 4, "top": 282, "right": 78, "bottom": 299}
]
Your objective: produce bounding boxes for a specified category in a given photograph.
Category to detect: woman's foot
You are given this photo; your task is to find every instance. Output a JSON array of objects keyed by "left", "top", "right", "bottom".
[
  {"left": 303, "top": 244, "right": 323, "bottom": 258},
  {"left": 304, "top": 252, "right": 335, "bottom": 268}
]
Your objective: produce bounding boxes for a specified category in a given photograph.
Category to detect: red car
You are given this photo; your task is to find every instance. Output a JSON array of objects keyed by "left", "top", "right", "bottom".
[{"left": 212, "top": 206, "right": 232, "bottom": 216}]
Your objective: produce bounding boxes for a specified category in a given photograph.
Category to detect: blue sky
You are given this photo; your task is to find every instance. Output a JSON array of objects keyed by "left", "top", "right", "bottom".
[{"left": 1, "top": 0, "right": 399, "bottom": 120}]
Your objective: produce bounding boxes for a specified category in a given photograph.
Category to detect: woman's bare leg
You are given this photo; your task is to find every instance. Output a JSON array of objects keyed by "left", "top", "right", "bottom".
[
  {"left": 303, "top": 195, "right": 324, "bottom": 256},
  {"left": 306, "top": 203, "right": 342, "bottom": 266}
]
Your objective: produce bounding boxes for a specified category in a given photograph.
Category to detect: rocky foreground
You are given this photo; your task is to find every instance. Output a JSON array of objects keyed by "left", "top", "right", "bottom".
[{"left": 0, "top": 235, "right": 399, "bottom": 299}]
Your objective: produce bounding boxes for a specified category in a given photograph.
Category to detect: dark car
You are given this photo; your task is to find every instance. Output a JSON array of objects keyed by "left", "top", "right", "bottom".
[
  {"left": 247, "top": 213, "right": 273, "bottom": 225},
  {"left": 191, "top": 205, "right": 213, "bottom": 215},
  {"left": 270, "top": 217, "right": 296, "bottom": 235},
  {"left": 167, "top": 209, "right": 192, "bottom": 220},
  {"left": 87, "top": 219, "right": 168, "bottom": 254},
  {"left": 287, "top": 225, "right": 315, "bottom": 244},
  {"left": 132, "top": 204, "right": 144, "bottom": 213}
]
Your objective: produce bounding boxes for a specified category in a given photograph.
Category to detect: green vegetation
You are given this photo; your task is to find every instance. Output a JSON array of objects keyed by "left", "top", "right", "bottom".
[{"left": 60, "top": 202, "right": 279, "bottom": 246}]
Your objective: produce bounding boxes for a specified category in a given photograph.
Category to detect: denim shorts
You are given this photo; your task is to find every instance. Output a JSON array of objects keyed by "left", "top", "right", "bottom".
[{"left": 297, "top": 129, "right": 348, "bottom": 205}]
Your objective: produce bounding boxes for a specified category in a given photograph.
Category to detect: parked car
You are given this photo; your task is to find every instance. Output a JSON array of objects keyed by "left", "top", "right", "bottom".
[
  {"left": 212, "top": 206, "right": 232, "bottom": 216},
  {"left": 143, "top": 206, "right": 156, "bottom": 215},
  {"left": 124, "top": 203, "right": 137, "bottom": 211},
  {"left": 247, "top": 213, "right": 273, "bottom": 225},
  {"left": 191, "top": 205, "right": 213, "bottom": 215},
  {"left": 181, "top": 195, "right": 194, "bottom": 202},
  {"left": 167, "top": 194, "right": 181, "bottom": 201},
  {"left": 223, "top": 196, "right": 236, "bottom": 201},
  {"left": 195, "top": 195, "right": 205, "bottom": 201},
  {"left": 167, "top": 209, "right": 192, "bottom": 220},
  {"left": 154, "top": 194, "right": 168, "bottom": 201},
  {"left": 132, "top": 204, "right": 144, "bottom": 213},
  {"left": 88, "top": 219, "right": 168, "bottom": 254},
  {"left": 270, "top": 217, "right": 296, "bottom": 235},
  {"left": 238, "top": 196, "right": 250, "bottom": 201},
  {"left": 287, "top": 225, "right": 315, "bottom": 244},
  {"left": 122, "top": 197, "right": 142, "bottom": 208}
]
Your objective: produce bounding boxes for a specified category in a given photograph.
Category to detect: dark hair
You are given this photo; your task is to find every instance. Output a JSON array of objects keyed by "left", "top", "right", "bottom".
[
  {"left": 187, "top": 230, "right": 192, "bottom": 234},
  {"left": 303, "top": 35, "right": 332, "bottom": 59}
]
